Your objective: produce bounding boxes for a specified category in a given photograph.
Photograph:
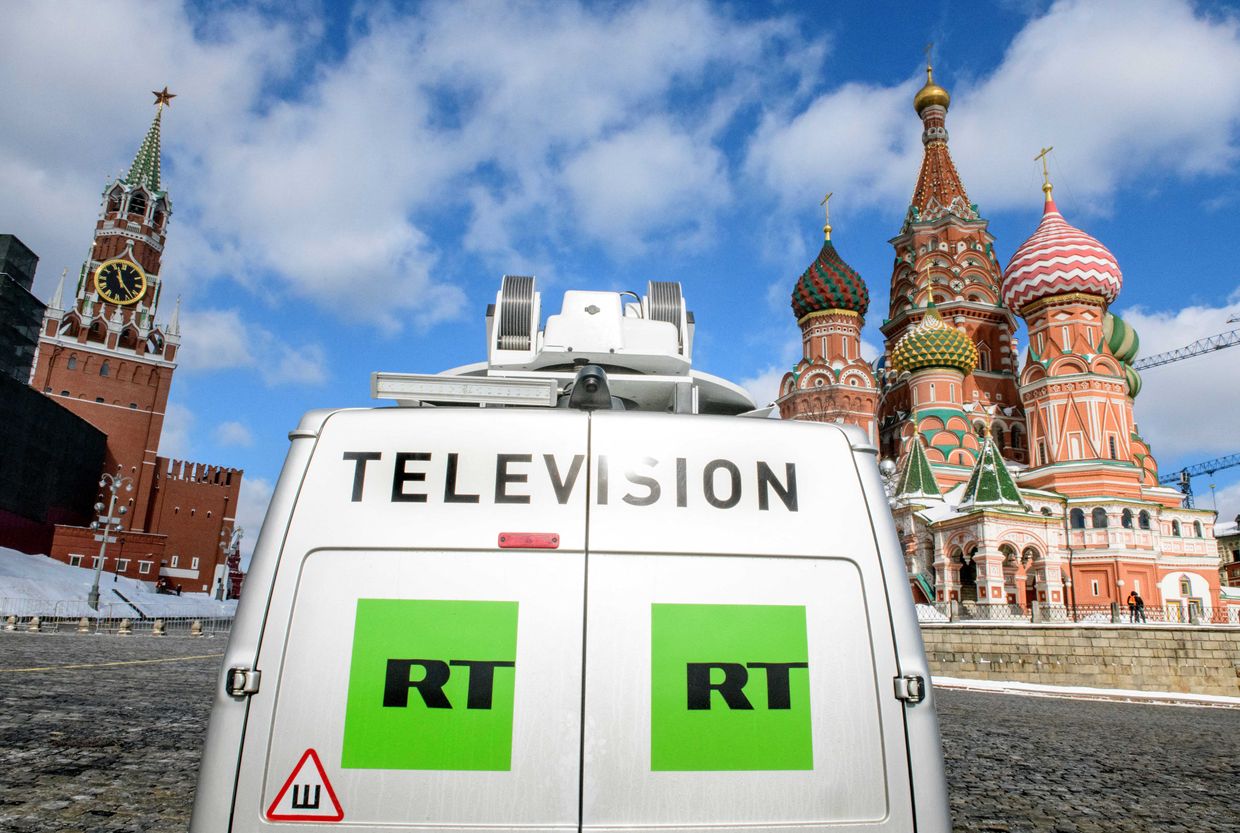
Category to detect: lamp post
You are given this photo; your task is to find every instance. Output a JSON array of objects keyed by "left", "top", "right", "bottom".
[
  {"left": 88, "top": 466, "right": 133, "bottom": 610},
  {"left": 219, "top": 526, "right": 244, "bottom": 600}
]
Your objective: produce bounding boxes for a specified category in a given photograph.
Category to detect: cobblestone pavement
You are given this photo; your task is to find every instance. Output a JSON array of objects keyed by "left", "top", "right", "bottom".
[{"left": 2, "top": 632, "right": 1238, "bottom": 832}]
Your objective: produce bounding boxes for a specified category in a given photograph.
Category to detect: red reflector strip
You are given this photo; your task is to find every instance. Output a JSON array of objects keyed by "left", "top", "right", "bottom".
[{"left": 498, "top": 532, "right": 560, "bottom": 549}]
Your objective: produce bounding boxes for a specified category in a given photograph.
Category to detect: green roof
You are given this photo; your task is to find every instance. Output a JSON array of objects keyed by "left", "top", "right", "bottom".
[
  {"left": 125, "top": 109, "right": 164, "bottom": 192},
  {"left": 895, "top": 434, "right": 942, "bottom": 502},
  {"left": 958, "top": 432, "right": 1026, "bottom": 511}
]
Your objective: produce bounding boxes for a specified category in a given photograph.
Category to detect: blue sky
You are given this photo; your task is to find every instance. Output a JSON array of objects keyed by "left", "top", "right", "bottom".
[{"left": 4, "top": 0, "right": 1240, "bottom": 557}]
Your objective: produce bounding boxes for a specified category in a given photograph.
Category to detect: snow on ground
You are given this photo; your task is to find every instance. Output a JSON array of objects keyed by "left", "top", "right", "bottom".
[
  {"left": 0, "top": 548, "right": 237, "bottom": 619},
  {"left": 933, "top": 675, "right": 1240, "bottom": 708}
]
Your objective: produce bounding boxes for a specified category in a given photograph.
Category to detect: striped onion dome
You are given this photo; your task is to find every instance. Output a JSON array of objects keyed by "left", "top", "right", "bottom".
[
  {"left": 1103, "top": 312, "right": 1140, "bottom": 363},
  {"left": 1002, "top": 196, "right": 1122, "bottom": 314},
  {"left": 1124, "top": 364, "right": 1143, "bottom": 398},
  {"left": 791, "top": 238, "right": 869, "bottom": 319},
  {"left": 890, "top": 307, "right": 978, "bottom": 375}
]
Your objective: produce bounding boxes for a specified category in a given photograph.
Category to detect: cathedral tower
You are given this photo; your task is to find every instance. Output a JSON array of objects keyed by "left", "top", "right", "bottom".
[
  {"left": 30, "top": 89, "right": 181, "bottom": 531},
  {"left": 778, "top": 199, "right": 878, "bottom": 439},
  {"left": 878, "top": 64, "right": 1024, "bottom": 465},
  {"left": 1001, "top": 171, "right": 1156, "bottom": 499}
]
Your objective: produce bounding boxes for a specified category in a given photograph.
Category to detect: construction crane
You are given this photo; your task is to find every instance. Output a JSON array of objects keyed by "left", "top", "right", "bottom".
[
  {"left": 1158, "top": 453, "right": 1240, "bottom": 507},
  {"left": 1133, "top": 326, "right": 1240, "bottom": 370}
]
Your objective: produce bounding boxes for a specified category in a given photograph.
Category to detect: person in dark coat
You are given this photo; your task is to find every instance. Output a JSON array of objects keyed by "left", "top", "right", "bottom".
[{"left": 1126, "top": 590, "right": 1138, "bottom": 622}]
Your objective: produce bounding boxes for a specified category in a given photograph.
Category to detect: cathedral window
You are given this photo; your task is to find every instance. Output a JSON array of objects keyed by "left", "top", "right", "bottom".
[
  {"left": 191, "top": 557, "right": 200, "bottom": 570},
  {"left": 977, "top": 344, "right": 990, "bottom": 371},
  {"left": 129, "top": 403, "right": 137, "bottom": 409},
  {"left": 1171, "top": 520, "right": 1181, "bottom": 536},
  {"left": 1061, "top": 326, "right": 1071, "bottom": 350},
  {"left": 60, "top": 390, "right": 69, "bottom": 396},
  {"left": 1122, "top": 509, "right": 1133, "bottom": 528},
  {"left": 1179, "top": 577, "right": 1191, "bottom": 595},
  {"left": 1138, "top": 510, "right": 1151, "bottom": 530},
  {"left": 95, "top": 397, "right": 104, "bottom": 403},
  {"left": 1011, "top": 425, "right": 1024, "bottom": 449},
  {"left": 170, "top": 556, "right": 179, "bottom": 568},
  {"left": 67, "top": 356, "right": 77, "bottom": 370},
  {"left": 1193, "top": 521, "right": 1203, "bottom": 537},
  {"left": 1091, "top": 507, "right": 1108, "bottom": 528},
  {"left": 100, "top": 360, "right": 110, "bottom": 377},
  {"left": 1069, "top": 508, "right": 1086, "bottom": 529},
  {"left": 1037, "top": 440, "right": 1047, "bottom": 466},
  {"left": 929, "top": 383, "right": 936, "bottom": 401},
  {"left": 1036, "top": 332, "right": 1044, "bottom": 353},
  {"left": 1108, "top": 436, "right": 1118, "bottom": 459}
]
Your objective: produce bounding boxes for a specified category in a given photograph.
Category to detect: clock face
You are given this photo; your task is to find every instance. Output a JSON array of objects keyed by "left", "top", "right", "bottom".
[{"left": 93, "top": 259, "right": 147, "bottom": 306}]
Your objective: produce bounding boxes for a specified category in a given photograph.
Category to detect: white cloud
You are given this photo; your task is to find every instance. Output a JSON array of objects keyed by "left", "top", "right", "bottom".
[
  {"left": 1, "top": 0, "right": 823, "bottom": 327},
  {"left": 235, "top": 476, "right": 274, "bottom": 566},
  {"left": 1212, "top": 480, "right": 1240, "bottom": 528},
  {"left": 1119, "top": 291, "right": 1240, "bottom": 458},
  {"left": 737, "top": 367, "right": 784, "bottom": 409},
  {"left": 563, "top": 120, "right": 729, "bottom": 252},
  {"left": 177, "top": 308, "right": 328, "bottom": 386},
  {"left": 157, "top": 401, "right": 195, "bottom": 460},
  {"left": 214, "top": 421, "right": 254, "bottom": 448},
  {"left": 747, "top": 0, "right": 1240, "bottom": 217}
]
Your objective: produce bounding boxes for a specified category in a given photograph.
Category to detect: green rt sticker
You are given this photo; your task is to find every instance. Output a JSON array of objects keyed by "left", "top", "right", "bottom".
[
  {"left": 651, "top": 603, "right": 812, "bottom": 771},
  {"left": 342, "top": 599, "right": 519, "bottom": 771}
]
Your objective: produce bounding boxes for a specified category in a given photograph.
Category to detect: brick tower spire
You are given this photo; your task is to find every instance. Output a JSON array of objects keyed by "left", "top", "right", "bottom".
[
  {"left": 878, "top": 59, "right": 1024, "bottom": 472},
  {"left": 30, "top": 90, "right": 182, "bottom": 531}
]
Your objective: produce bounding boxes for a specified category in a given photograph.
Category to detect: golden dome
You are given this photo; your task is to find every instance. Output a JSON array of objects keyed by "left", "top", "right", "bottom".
[{"left": 913, "top": 65, "right": 950, "bottom": 114}]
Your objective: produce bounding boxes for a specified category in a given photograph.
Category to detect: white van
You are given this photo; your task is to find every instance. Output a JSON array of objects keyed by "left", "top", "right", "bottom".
[{"left": 190, "top": 278, "right": 949, "bottom": 833}]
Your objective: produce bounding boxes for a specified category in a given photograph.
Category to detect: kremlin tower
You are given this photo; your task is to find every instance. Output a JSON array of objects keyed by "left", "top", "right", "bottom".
[
  {"left": 779, "top": 60, "right": 1220, "bottom": 617},
  {"left": 26, "top": 90, "right": 245, "bottom": 597}
]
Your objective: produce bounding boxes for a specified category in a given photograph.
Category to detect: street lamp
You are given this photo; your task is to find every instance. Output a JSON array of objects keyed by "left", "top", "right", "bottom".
[
  {"left": 88, "top": 466, "right": 133, "bottom": 610},
  {"left": 218, "top": 526, "right": 244, "bottom": 600}
]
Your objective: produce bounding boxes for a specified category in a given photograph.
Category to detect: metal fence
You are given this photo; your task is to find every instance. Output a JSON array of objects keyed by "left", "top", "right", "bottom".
[
  {"left": 0, "top": 598, "right": 233, "bottom": 636},
  {"left": 917, "top": 600, "right": 1240, "bottom": 626}
]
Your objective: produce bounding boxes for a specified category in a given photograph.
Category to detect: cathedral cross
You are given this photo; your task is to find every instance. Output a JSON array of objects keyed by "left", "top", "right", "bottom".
[{"left": 820, "top": 191, "right": 833, "bottom": 240}]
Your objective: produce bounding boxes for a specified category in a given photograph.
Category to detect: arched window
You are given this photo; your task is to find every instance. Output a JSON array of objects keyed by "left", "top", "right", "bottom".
[
  {"left": 1091, "top": 507, "right": 1108, "bottom": 528},
  {"left": 992, "top": 423, "right": 1005, "bottom": 449},
  {"left": 128, "top": 192, "right": 147, "bottom": 218},
  {"left": 1179, "top": 577, "right": 1191, "bottom": 596},
  {"left": 1193, "top": 521, "right": 1203, "bottom": 537},
  {"left": 87, "top": 321, "right": 106, "bottom": 344},
  {"left": 1070, "top": 508, "right": 1086, "bottom": 529},
  {"left": 107, "top": 189, "right": 122, "bottom": 214},
  {"left": 1139, "top": 510, "right": 1151, "bottom": 530},
  {"left": 66, "top": 355, "right": 77, "bottom": 370},
  {"left": 99, "top": 360, "right": 110, "bottom": 377},
  {"left": 1022, "top": 546, "right": 1039, "bottom": 565},
  {"left": 1171, "top": 520, "right": 1181, "bottom": 536},
  {"left": 1011, "top": 425, "right": 1024, "bottom": 450},
  {"left": 1121, "top": 509, "right": 1133, "bottom": 528}
]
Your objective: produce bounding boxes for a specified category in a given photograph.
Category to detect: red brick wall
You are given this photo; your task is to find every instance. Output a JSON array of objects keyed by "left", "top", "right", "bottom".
[
  {"left": 49, "top": 524, "right": 167, "bottom": 582},
  {"left": 146, "top": 458, "right": 243, "bottom": 594}
]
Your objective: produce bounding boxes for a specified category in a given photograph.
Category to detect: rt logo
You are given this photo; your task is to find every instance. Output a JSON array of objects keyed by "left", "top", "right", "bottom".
[
  {"left": 651, "top": 603, "right": 814, "bottom": 771},
  {"left": 685, "top": 661, "right": 809, "bottom": 710},
  {"left": 343, "top": 599, "right": 519, "bottom": 771},
  {"left": 383, "top": 659, "right": 516, "bottom": 710}
]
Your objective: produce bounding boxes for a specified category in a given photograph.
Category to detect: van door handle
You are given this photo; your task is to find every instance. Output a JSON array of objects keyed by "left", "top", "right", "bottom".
[
  {"left": 225, "top": 667, "right": 261, "bottom": 697},
  {"left": 893, "top": 675, "right": 926, "bottom": 704}
]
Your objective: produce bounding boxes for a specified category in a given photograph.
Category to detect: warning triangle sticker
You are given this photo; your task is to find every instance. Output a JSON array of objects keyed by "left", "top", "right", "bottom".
[{"left": 266, "top": 748, "right": 344, "bottom": 823}]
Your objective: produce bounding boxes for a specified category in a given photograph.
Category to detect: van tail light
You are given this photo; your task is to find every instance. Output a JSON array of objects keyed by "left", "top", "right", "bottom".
[{"left": 498, "top": 532, "right": 560, "bottom": 549}]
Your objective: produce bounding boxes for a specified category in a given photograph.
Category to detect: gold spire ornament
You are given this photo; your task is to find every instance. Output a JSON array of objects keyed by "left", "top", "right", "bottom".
[
  {"left": 1034, "top": 146, "right": 1054, "bottom": 198},
  {"left": 820, "top": 191, "right": 833, "bottom": 240},
  {"left": 913, "top": 44, "right": 951, "bottom": 114},
  {"left": 152, "top": 86, "right": 176, "bottom": 110}
]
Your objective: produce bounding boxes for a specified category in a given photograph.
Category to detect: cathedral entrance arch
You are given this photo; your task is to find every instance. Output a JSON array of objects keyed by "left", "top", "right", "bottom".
[{"left": 958, "top": 547, "right": 978, "bottom": 603}]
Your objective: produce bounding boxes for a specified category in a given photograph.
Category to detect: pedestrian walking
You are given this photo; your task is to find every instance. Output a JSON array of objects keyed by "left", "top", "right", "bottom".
[{"left": 1134, "top": 590, "right": 1146, "bottom": 623}]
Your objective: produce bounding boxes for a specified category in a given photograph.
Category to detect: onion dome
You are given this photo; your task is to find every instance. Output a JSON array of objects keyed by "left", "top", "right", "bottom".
[
  {"left": 1103, "top": 312, "right": 1140, "bottom": 363},
  {"left": 890, "top": 306, "right": 978, "bottom": 375},
  {"left": 913, "top": 65, "right": 950, "bottom": 114},
  {"left": 791, "top": 236, "right": 869, "bottom": 319},
  {"left": 1124, "top": 364, "right": 1143, "bottom": 398},
  {"left": 1002, "top": 192, "right": 1122, "bottom": 315}
]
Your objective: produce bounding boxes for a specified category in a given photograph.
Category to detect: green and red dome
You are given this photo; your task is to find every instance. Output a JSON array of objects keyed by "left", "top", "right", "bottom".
[
  {"left": 791, "top": 239, "right": 869, "bottom": 320},
  {"left": 890, "top": 307, "right": 978, "bottom": 375}
]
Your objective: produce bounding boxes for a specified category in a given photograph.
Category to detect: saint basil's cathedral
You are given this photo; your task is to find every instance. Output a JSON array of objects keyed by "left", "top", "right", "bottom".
[{"left": 779, "top": 66, "right": 1221, "bottom": 617}]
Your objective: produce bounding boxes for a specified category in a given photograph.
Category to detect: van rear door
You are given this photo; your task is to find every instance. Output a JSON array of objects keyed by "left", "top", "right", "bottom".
[
  {"left": 581, "top": 412, "right": 916, "bottom": 833},
  {"left": 227, "top": 409, "right": 590, "bottom": 833}
]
